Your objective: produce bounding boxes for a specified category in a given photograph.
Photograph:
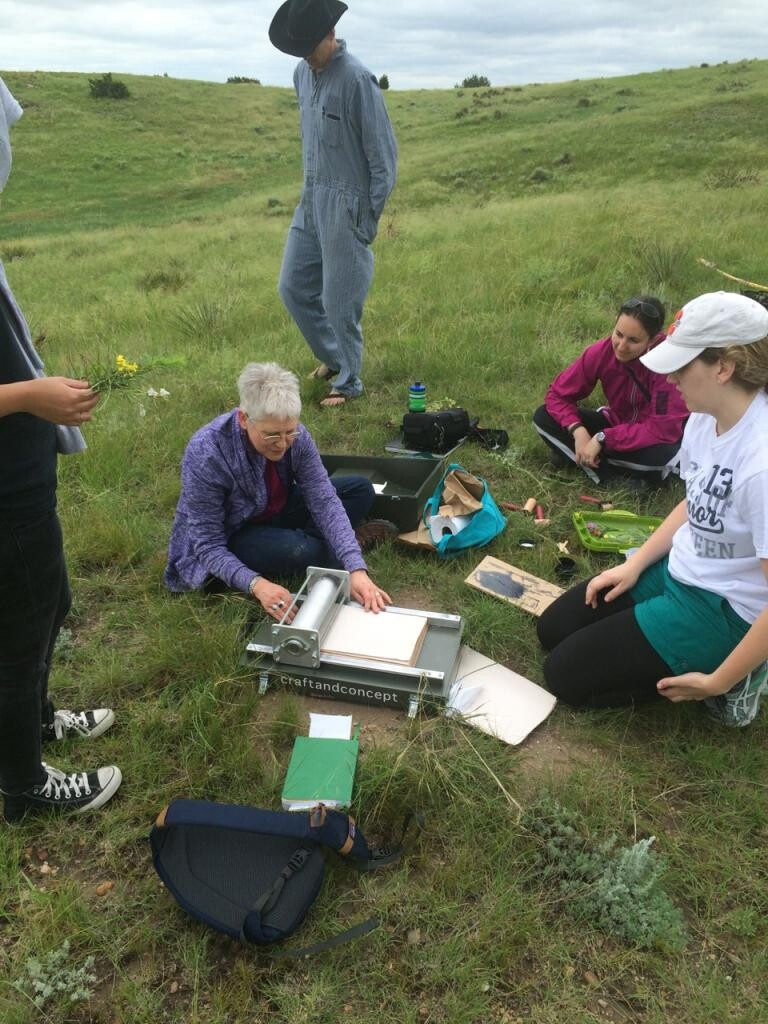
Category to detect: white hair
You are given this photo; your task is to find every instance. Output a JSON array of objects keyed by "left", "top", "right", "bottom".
[{"left": 237, "top": 362, "right": 301, "bottom": 421}]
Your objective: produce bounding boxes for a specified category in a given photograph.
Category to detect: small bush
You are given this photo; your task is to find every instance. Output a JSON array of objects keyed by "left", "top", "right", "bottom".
[
  {"left": 379, "top": 73, "right": 390, "bottom": 90},
  {"left": 0, "top": 243, "right": 31, "bottom": 262},
  {"left": 88, "top": 72, "right": 130, "bottom": 100},
  {"left": 523, "top": 797, "right": 687, "bottom": 951},
  {"left": 172, "top": 296, "right": 235, "bottom": 339},
  {"left": 137, "top": 263, "right": 188, "bottom": 293},
  {"left": 634, "top": 238, "right": 689, "bottom": 288},
  {"left": 19, "top": 940, "right": 96, "bottom": 1010},
  {"left": 704, "top": 164, "right": 760, "bottom": 190},
  {"left": 715, "top": 80, "right": 750, "bottom": 93},
  {"left": 457, "top": 74, "right": 491, "bottom": 89},
  {"left": 577, "top": 97, "right": 593, "bottom": 108},
  {"left": 528, "top": 167, "right": 552, "bottom": 184},
  {"left": 227, "top": 76, "right": 261, "bottom": 85}
]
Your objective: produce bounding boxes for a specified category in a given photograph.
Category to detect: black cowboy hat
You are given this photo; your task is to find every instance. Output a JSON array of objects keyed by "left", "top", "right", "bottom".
[{"left": 269, "top": 0, "right": 348, "bottom": 58}]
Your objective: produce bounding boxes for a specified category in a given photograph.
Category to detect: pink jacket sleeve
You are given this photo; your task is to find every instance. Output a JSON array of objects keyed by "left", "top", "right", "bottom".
[{"left": 544, "top": 339, "right": 607, "bottom": 428}]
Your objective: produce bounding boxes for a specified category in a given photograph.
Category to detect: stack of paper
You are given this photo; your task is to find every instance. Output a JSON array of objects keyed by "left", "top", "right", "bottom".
[
  {"left": 281, "top": 714, "right": 359, "bottom": 811},
  {"left": 321, "top": 605, "right": 428, "bottom": 666}
]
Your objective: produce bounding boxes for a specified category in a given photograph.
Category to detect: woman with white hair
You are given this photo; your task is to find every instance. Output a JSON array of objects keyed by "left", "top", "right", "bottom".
[
  {"left": 165, "top": 362, "right": 394, "bottom": 618},
  {"left": 537, "top": 292, "right": 768, "bottom": 726}
]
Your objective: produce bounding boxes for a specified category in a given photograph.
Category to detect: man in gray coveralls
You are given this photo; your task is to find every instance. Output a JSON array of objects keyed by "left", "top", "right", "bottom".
[{"left": 269, "top": 0, "right": 398, "bottom": 407}]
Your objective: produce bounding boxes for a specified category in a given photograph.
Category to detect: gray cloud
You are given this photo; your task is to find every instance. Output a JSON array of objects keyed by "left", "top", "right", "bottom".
[{"left": 0, "top": 1, "right": 765, "bottom": 88}]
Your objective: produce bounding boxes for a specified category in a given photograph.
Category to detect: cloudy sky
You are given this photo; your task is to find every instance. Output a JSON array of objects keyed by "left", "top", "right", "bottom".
[{"left": 1, "top": 1, "right": 766, "bottom": 89}]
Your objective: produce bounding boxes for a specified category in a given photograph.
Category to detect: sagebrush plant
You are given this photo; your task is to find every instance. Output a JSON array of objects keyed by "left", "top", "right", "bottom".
[
  {"left": 523, "top": 797, "right": 687, "bottom": 950},
  {"left": 19, "top": 940, "right": 96, "bottom": 1010}
]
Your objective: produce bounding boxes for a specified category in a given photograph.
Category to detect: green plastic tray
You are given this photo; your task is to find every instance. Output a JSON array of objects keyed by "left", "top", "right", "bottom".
[{"left": 572, "top": 509, "right": 664, "bottom": 553}]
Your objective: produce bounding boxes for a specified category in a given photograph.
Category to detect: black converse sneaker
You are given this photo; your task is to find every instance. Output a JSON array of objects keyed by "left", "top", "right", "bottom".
[
  {"left": 3, "top": 762, "right": 123, "bottom": 823},
  {"left": 42, "top": 708, "right": 115, "bottom": 743}
]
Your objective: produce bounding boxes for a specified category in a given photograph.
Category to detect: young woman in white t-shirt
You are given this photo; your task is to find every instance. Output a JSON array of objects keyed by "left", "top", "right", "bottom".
[{"left": 537, "top": 292, "right": 768, "bottom": 725}]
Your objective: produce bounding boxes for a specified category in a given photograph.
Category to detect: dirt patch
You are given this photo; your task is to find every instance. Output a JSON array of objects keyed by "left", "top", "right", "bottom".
[
  {"left": 518, "top": 713, "right": 599, "bottom": 781},
  {"left": 257, "top": 688, "right": 407, "bottom": 746},
  {"left": 390, "top": 585, "right": 447, "bottom": 614}
]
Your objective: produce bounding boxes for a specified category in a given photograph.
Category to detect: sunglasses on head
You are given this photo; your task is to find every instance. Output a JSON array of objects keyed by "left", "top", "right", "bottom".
[{"left": 622, "top": 297, "right": 662, "bottom": 321}]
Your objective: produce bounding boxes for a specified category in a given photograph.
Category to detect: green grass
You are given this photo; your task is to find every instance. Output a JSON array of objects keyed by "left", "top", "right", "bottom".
[{"left": 0, "top": 60, "right": 767, "bottom": 1023}]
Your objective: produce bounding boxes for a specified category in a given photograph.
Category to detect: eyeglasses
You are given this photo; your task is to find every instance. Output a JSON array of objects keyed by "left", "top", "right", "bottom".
[
  {"left": 622, "top": 298, "right": 662, "bottom": 322},
  {"left": 248, "top": 421, "right": 301, "bottom": 445},
  {"left": 257, "top": 430, "right": 301, "bottom": 445}
]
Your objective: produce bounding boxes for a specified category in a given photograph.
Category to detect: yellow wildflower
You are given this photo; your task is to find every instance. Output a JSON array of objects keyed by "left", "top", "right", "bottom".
[{"left": 115, "top": 354, "right": 140, "bottom": 376}]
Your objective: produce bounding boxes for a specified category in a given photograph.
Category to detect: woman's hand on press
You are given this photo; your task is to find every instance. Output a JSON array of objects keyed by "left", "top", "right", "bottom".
[
  {"left": 250, "top": 577, "right": 295, "bottom": 623},
  {"left": 349, "top": 570, "right": 391, "bottom": 613},
  {"left": 585, "top": 563, "right": 640, "bottom": 608}
]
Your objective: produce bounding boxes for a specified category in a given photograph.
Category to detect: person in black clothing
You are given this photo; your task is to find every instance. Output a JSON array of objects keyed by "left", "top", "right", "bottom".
[{"left": 0, "top": 77, "right": 122, "bottom": 823}]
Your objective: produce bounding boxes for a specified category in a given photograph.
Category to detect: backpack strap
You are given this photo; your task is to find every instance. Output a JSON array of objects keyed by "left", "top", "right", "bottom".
[
  {"left": 270, "top": 916, "right": 381, "bottom": 959},
  {"left": 239, "top": 846, "right": 313, "bottom": 942},
  {"left": 353, "top": 810, "right": 425, "bottom": 872}
]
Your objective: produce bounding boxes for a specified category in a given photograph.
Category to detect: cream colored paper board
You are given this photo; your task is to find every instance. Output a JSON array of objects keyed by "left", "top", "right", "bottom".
[
  {"left": 321, "top": 605, "right": 428, "bottom": 665},
  {"left": 446, "top": 644, "right": 556, "bottom": 745}
]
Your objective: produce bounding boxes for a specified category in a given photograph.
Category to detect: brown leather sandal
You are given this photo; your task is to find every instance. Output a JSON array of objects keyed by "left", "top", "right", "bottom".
[
  {"left": 319, "top": 390, "right": 349, "bottom": 408},
  {"left": 307, "top": 363, "right": 337, "bottom": 381}
]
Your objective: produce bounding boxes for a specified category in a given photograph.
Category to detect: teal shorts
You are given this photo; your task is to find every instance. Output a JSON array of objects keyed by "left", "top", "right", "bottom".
[{"left": 631, "top": 558, "right": 750, "bottom": 676}]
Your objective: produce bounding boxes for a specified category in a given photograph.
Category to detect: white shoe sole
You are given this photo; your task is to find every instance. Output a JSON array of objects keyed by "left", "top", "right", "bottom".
[
  {"left": 88, "top": 709, "right": 116, "bottom": 739},
  {"left": 75, "top": 766, "right": 123, "bottom": 814}
]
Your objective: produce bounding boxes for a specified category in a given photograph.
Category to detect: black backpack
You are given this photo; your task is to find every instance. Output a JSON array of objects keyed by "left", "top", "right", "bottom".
[
  {"left": 401, "top": 409, "right": 509, "bottom": 454},
  {"left": 401, "top": 408, "right": 471, "bottom": 453},
  {"left": 150, "top": 800, "right": 406, "bottom": 956}
]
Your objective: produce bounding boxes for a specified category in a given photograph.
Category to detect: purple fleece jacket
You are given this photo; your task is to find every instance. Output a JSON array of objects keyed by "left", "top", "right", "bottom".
[
  {"left": 545, "top": 334, "right": 688, "bottom": 451},
  {"left": 164, "top": 410, "right": 367, "bottom": 594}
]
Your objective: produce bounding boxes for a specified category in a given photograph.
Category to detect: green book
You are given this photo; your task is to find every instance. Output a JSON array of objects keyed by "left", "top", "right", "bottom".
[{"left": 281, "top": 732, "right": 360, "bottom": 811}]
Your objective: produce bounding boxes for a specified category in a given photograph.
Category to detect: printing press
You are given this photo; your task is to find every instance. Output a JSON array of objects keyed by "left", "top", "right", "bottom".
[{"left": 244, "top": 567, "right": 464, "bottom": 716}]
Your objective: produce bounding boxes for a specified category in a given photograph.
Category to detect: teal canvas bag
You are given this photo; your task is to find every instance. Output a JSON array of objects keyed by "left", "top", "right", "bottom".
[{"left": 423, "top": 464, "right": 506, "bottom": 559}]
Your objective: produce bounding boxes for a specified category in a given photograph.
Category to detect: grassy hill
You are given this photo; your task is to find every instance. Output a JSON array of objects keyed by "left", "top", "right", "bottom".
[{"left": 1, "top": 61, "right": 767, "bottom": 1023}]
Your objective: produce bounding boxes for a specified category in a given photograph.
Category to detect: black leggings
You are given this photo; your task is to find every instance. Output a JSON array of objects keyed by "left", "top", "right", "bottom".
[
  {"left": 537, "top": 579, "right": 673, "bottom": 708},
  {"left": 532, "top": 405, "right": 680, "bottom": 482}
]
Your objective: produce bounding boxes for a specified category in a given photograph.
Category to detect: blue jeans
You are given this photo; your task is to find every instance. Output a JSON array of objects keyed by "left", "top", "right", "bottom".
[
  {"left": 0, "top": 510, "right": 66, "bottom": 793},
  {"left": 227, "top": 476, "right": 374, "bottom": 578}
]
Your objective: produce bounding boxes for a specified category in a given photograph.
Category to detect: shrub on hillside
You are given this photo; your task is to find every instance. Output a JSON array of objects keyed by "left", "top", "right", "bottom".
[
  {"left": 227, "top": 76, "right": 261, "bottom": 85},
  {"left": 704, "top": 164, "right": 760, "bottom": 190},
  {"left": 88, "top": 73, "right": 130, "bottom": 100},
  {"left": 456, "top": 74, "right": 491, "bottom": 88},
  {"left": 523, "top": 797, "right": 687, "bottom": 951},
  {"left": 379, "top": 73, "right": 390, "bottom": 90}
]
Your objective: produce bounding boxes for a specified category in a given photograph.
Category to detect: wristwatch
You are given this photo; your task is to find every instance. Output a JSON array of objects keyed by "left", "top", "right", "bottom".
[{"left": 595, "top": 431, "right": 606, "bottom": 446}]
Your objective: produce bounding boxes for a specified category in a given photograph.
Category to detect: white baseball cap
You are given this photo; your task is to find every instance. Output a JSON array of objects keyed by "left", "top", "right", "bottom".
[{"left": 640, "top": 291, "right": 768, "bottom": 375}]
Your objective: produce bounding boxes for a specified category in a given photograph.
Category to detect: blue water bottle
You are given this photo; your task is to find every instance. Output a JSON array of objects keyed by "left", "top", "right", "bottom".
[{"left": 408, "top": 381, "right": 427, "bottom": 412}]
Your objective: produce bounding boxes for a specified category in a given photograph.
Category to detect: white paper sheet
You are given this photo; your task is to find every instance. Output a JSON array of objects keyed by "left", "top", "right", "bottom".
[
  {"left": 445, "top": 644, "right": 556, "bottom": 745},
  {"left": 308, "top": 713, "right": 353, "bottom": 740}
]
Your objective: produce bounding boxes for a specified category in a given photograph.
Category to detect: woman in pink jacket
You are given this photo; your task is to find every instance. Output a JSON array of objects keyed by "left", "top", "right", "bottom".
[{"left": 532, "top": 296, "right": 689, "bottom": 485}]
